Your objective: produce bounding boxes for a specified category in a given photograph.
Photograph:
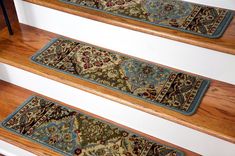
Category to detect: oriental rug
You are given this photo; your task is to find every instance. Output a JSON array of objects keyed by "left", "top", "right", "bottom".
[
  {"left": 31, "top": 38, "right": 209, "bottom": 115},
  {"left": 59, "top": 0, "right": 233, "bottom": 38},
  {"left": 1, "top": 96, "right": 184, "bottom": 156}
]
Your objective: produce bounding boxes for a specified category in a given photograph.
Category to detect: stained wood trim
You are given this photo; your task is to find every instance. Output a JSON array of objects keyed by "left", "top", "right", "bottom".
[
  {"left": 0, "top": 80, "right": 198, "bottom": 156},
  {"left": 0, "top": 24, "right": 235, "bottom": 143},
  {"left": 24, "top": 0, "right": 235, "bottom": 55}
]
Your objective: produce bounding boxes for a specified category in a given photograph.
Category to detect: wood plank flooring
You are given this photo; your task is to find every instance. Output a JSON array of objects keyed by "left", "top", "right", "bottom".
[
  {"left": 0, "top": 80, "right": 198, "bottom": 156},
  {"left": 0, "top": 24, "right": 235, "bottom": 143},
  {"left": 25, "top": 0, "right": 235, "bottom": 55}
]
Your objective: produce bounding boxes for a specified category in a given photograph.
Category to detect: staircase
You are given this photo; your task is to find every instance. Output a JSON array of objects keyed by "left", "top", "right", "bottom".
[{"left": 0, "top": 0, "right": 235, "bottom": 155}]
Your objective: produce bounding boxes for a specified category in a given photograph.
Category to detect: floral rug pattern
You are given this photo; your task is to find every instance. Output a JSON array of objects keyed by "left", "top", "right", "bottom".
[
  {"left": 31, "top": 38, "right": 209, "bottom": 115},
  {"left": 60, "top": 0, "right": 233, "bottom": 38},
  {"left": 2, "top": 96, "right": 183, "bottom": 156}
]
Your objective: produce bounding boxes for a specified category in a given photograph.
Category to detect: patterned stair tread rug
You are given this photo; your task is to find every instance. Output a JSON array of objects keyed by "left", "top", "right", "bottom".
[
  {"left": 1, "top": 96, "right": 184, "bottom": 156},
  {"left": 31, "top": 37, "right": 210, "bottom": 115},
  {"left": 59, "top": 0, "right": 233, "bottom": 38}
]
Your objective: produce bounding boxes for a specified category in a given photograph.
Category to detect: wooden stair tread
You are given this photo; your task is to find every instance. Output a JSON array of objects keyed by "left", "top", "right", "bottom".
[
  {"left": 0, "top": 80, "right": 198, "bottom": 156},
  {"left": 0, "top": 24, "right": 235, "bottom": 143},
  {"left": 24, "top": 0, "right": 235, "bottom": 55}
]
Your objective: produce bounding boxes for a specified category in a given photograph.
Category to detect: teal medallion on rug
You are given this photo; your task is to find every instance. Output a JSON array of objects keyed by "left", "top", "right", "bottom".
[
  {"left": 1, "top": 96, "right": 184, "bottom": 156},
  {"left": 31, "top": 38, "right": 210, "bottom": 115},
  {"left": 59, "top": 0, "right": 233, "bottom": 38}
]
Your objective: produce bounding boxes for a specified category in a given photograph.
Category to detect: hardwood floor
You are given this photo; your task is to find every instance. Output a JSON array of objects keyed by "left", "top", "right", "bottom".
[
  {"left": 0, "top": 80, "right": 198, "bottom": 156},
  {"left": 0, "top": 24, "right": 235, "bottom": 143},
  {"left": 25, "top": 0, "right": 235, "bottom": 55}
]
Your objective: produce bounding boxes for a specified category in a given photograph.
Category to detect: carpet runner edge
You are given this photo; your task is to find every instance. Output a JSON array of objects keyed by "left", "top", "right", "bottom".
[
  {"left": 59, "top": 0, "right": 234, "bottom": 38},
  {"left": 1, "top": 95, "right": 185, "bottom": 156},
  {"left": 30, "top": 37, "right": 210, "bottom": 115}
]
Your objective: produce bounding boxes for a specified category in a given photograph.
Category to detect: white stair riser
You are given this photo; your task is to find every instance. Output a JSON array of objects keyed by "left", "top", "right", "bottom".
[
  {"left": 184, "top": 0, "right": 235, "bottom": 10},
  {"left": 13, "top": 0, "right": 235, "bottom": 85},
  {"left": 1, "top": 63, "right": 235, "bottom": 156},
  {"left": 0, "top": 140, "right": 35, "bottom": 156}
]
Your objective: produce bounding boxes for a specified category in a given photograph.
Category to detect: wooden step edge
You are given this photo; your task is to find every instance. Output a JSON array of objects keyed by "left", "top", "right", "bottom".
[
  {"left": 0, "top": 23, "right": 235, "bottom": 144},
  {"left": 0, "top": 80, "right": 198, "bottom": 156},
  {"left": 23, "top": 0, "right": 235, "bottom": 55}
]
